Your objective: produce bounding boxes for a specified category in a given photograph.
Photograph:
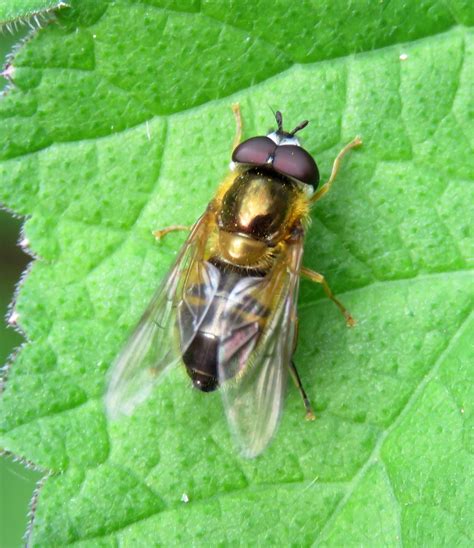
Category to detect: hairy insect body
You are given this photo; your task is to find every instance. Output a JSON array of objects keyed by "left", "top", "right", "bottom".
[
  {"left": 180, "top": 167, "right": 311, "bottom": 392},
  {"left": 215, "top": 168, "right": 310, "bottom": 269}
]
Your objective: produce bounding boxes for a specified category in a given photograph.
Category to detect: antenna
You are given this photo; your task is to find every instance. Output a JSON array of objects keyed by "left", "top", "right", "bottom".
[
  {"left": 289, "top": 119, "right": 309, "bottom": 135},
  {"left": 275, "top": 111, "right": 284, "bottom": 132},
  {"left": 273, "top": 110, "right": 309, "bottom": 135}
]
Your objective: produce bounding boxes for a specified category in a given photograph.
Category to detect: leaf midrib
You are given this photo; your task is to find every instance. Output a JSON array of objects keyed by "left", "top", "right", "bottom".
[{"left": 4, "top": 24, "right": 469, "bottom": 162}]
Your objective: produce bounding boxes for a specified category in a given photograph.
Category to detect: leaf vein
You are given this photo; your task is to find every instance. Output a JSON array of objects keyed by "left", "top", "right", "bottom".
[{"left": 313, "top": 310, "right": 472, "bottom": 544}]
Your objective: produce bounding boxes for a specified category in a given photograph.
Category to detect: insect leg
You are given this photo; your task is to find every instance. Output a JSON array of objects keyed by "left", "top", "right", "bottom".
[
  {"left": 231, "top": 102, "right": 243, "bottom": 151},
  {"left": 153, "top": 225, "right": 190, "bottom": 241},
  {"left": 301, "top": 267, "right": 355, "bottom": 327},
  {"left": 289, "top": 360, "right": 315, "bottom": 421},
  {"left": 310, "top": 136, "right": 362, "bottom": 203}
]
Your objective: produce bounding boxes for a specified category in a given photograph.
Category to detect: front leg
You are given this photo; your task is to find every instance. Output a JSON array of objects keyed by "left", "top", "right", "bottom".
[
  {"left": 311, "top": 136, "right": 362, "bottom": 203},
  {"left": 231, "top": 102, "right": 243, "bottom": 152}
]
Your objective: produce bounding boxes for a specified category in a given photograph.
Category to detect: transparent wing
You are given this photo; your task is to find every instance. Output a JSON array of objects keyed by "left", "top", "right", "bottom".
[
  {"left": 105, "top": 211, "right": 219, "bottom": 419},
  {"left": 218, "top": 234, "right": 304, "bottom": 458}
]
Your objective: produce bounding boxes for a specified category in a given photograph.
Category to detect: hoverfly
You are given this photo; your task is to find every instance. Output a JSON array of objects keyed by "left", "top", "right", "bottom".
[{"left": 106, "top": 105, "right": 361, "bottom": 457}]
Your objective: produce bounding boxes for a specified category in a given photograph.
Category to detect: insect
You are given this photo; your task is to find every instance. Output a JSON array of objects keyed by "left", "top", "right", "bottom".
[{"left": 105, "top": 105, "right": 361, "bottom": 457}]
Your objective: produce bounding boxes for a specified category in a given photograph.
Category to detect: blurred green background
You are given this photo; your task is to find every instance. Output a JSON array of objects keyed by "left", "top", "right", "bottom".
[{"left": 0, "top": 27, "right": 42, "bottom": 548}]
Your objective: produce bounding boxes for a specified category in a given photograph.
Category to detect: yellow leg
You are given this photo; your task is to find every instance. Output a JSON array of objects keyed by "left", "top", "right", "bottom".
[
  {"left": 153, "top": 225, "right": 190, "bottom": 241},
  {"left": 231, "top": 102, "right": 243, "bottom": 152},
  {"left": 301, "top": 267, "right": 355, "bottom": 327},
  {"left": 311, "top": 136, "right": 362, "bottom": 203}
]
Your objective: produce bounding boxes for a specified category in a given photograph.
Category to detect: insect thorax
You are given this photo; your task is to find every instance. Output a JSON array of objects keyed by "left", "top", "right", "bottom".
[{"left": 216, "top": 168, "right": 303, "bottom": 268}]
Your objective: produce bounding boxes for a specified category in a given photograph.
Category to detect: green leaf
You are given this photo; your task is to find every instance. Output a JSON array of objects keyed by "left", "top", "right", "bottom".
[
  {"left": 0, "top": 1, "right": 68, "bottom": 30},
  {"left": 1, "top": 0, "right": 473, "bottom": 544}
]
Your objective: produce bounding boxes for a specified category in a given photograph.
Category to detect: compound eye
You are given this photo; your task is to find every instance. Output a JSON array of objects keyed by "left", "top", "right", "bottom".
[
  {"left": 273, "top": 145, "right": 319, "bottom": 188},
  {"left": 232, "top": 136, "right": 277, "bottom": 166}
]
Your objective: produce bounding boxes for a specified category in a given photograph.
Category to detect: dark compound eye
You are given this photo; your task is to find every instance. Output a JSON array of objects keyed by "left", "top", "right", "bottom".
[
  {"left": 232, "top": 136, "right": 277, "bottom": 166},
  {"left": 273, "top": 145, "right": 319, "bottom": 188}
]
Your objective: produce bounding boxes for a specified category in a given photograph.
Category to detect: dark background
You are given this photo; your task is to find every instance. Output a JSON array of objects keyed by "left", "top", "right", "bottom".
[{"left": 0, "top": 28, "right": 42, "bottom": 548}]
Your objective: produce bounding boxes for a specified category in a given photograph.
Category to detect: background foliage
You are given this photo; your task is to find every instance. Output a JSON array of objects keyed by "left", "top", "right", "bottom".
[{"left": 0, "top": 0, "right": 473, "bottom": 545}]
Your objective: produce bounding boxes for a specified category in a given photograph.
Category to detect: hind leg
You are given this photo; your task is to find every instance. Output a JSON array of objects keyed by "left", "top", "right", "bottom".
[{"left": 289, "top": 360, "right": 316, "bottom": 421}]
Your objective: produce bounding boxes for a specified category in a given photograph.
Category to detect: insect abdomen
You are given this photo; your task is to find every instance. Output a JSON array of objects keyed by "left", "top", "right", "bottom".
[
  {"left": 182, "top": 332, "right": 219, "bottom": 392},
  {"left": 179, "top": 261, "right": 266, "bottom": 392}
]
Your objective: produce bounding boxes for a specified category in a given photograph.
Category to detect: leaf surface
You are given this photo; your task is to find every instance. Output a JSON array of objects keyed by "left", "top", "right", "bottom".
[{"left": 0, "top": 0, "right": 473, "bottom": 545}]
